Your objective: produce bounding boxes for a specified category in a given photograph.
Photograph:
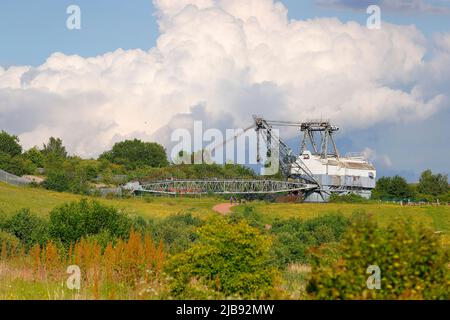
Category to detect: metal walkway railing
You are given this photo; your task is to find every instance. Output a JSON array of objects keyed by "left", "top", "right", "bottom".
[{"left": 131, "top": 179, "right": 318, "bottom": 195}]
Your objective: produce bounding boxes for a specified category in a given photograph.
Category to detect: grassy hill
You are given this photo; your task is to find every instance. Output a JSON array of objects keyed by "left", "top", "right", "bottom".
[
  {"left": 0, "top": 182, "right": 449, "bottom": 300},
  {"left": 234, "top": 201, "right": 450, "bottom": 247},
  {"left": 1, "top": 182, "right": 448, "bottom": 237},
  {"left": 235, "top": 202, "right": 450, "bottom": 232},
  {"left": 0, "top": 182, "right": 219, "bottom": 219}
]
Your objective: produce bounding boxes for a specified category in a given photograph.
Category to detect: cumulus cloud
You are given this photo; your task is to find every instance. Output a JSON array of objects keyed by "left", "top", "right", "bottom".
[
  {"left": 363, "top": 147, "right": 392, "bottom": 168},
  {"left": 0, "top": 0, "right": 448, "bottom": 158},
  {"left": 315, "top": 0, "right": 450, "bottom": 14}
]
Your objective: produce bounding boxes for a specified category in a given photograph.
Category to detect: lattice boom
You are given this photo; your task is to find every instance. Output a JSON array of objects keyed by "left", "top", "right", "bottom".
[{"left": 132, "top": 180, "right": 318, "bottom": 195}]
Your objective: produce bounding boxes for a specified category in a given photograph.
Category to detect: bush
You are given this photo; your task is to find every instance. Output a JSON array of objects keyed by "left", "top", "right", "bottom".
[
  {"left": 43, "top": 161, "right": 92, "bottom": 195},
  {"left": 329, "top": 193, "right": 368, "bottom": 203},
  {"left": 42, "top": 170, "right": 70, "bottom": 192},
  {"left": 228, "top": 205, "right": 264, "bottom": 228},
  {"left": 131, "top": 215, "right": 149, "bottom": 234},
  {"left": 4, "top": 209, "right": 49, "bottom": 249},
  {"left": 167, "top": 217, "right": 278, "bottom": 299},
  {"left": 83, "top": 229, "right": 118, "bottom": 249},
  {"left": 0, "top": 152, "right": 36, "bottom": 176},
  {"left": 22, "top": 147, "right": 45, "bottom": 168},
  {"left": 0, "top": 231, "right": 21, "bottom": 257},
  {"left": 270, "top": 214, "right": 349, "bottom": 267},
  {"left": 436, "top": 191, "right": 450, "bottom": 202},
  {"left": 150, "top": 213, "right": 203, "bottom": 254},
  {"left": 307, "top": 213, "right": 450, "bottom": 300},
  {"left": 128, "top": 163, "right": 257, "bottom": 181},
  {"left": 49, "top": 199, "right": 133, "bottom": 246},
  {"left": 0, "top": 210, "right": 8, "bottom": 230}
]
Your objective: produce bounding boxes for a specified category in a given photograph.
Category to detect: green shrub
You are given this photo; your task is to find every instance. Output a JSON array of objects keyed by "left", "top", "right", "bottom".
[
  {"left": 0, "top": 210, "right": 7, "bottom": 230},
  {"left": 4, "top": 209, "right": 49, "bottom": 249},
  {"left": 0, "top": 231, "right": 21, "bottom": 256},
  {"left": 127, "top": 163, "right": 257, "bottom": 181},
  {"left": 42, "top": 170, "right": 70, "bottom": 192},
  {"left": 22, "top": 147, "right": 45, "bottom": 168},
  {"left": 270, "top": 214, "right": 349, "bottom": 267},
  {"left": 437, "top": 192, "right": 450, "bottom": 202},
  {"left": 0, "top": 152, "right": 36, "bottom": 176},
  {"left": 49, "top": 199, "right": 132, "bottom": 245},
  {"left": 83, "top": 229, "right": 118, "bottom": 249},
  {"left": 42, "top": 158, "right": 93, "bottom": 194},
  {"left": 150, "top": 213, "right": 203, "bottom": 254},
  {"left": 302, "top": 214, "right": 349, "bottom": 241},
  {"left": 228, "top": 205, "right": 264, "bottom": 228},
  {"left": 329, "top": 193, "right": 368, "bottom": 203},
  {"left": 131, "top": 215, "right": 149, "bottom": 234},
  {"left": 167, "top": 217, "right": 278, "bottom": 299},
  {"left": 307, "top": 213, "right": 450, "bottom": 300}
]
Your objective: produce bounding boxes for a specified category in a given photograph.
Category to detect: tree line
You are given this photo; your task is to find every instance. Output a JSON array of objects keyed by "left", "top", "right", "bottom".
[
  {"left": 372, "top": 171, "right": 448, "bottom": 202},
  {"left": 0, "top": 130, "right": 255, "bottom": 194}
]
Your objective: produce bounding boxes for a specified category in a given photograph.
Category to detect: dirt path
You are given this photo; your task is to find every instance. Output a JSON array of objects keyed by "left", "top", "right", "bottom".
[{"left": 212, "top": 203, "right": 237, "bottom": 215}]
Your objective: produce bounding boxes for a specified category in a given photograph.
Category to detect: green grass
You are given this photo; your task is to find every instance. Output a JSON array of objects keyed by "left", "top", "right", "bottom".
[
  {"left": 233, "top": 201, "right": 450, "bottom": 234},
  {"left": 233, "top": 201, "right": 449, "bottom": 249},
  {"left": 0, "top": 269, "right": 144, "bottom": 300},
  {"left": 0, "top": 182, "right": 219, "bottom": 220},
  {"left": 1, "top": 182, "right": 449, "bottom": 235},
  {"left": 1, "top": 182, "right": 449, "bottom": 300},
  {"left": 0, "top": 278, "right": 73, "bottom": 300}
]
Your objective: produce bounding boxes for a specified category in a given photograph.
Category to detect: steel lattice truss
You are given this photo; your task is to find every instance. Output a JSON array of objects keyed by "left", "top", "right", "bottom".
[
  {"left": 135, "top": 180, "right": 318, "bottom": 195},
  {"left": 253, "top": 116, "right": 319, "bottom": 185}
]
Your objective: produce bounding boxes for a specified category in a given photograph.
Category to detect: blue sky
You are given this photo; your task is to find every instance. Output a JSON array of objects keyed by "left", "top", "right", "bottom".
[
  {"left": 2, "top": 0, "right": 450, "bottom": 66},
  {"left": 0, "top": 1, "right": 157, "bottom": 66},
  {"left": 0, "top": 1, "right": 449, "bottom": 181}
]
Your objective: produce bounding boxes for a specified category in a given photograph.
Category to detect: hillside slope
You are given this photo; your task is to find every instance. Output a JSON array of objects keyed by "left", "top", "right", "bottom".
[{"left": 0, "top": 182, "right": 218, "bottom": 219}]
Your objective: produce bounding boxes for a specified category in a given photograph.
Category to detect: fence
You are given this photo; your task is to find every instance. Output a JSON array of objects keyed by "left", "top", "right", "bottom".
[
  {"left": 0, "top": 169, "right": 31, "bottom": 186},
  {"left": 93, "top": 187, "right": 123, "bottom": 197}
]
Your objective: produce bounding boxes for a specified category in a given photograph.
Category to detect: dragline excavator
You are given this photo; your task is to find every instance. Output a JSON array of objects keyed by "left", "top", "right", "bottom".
[
  {"left": 147, "top": 115, "right": 376, "bottom": 202},
  {"left": 206, "top": 115, "right": 376, "bottom": 202},
  {"left": 252, "top": 115, "right": 376, "bottom": 202}
]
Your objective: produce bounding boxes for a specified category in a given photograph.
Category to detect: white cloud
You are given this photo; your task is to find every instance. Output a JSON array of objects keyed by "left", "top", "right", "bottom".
[
  {"left": 0, "top": 0, "right": 448, "bottom": 157},
  {"left": 315, "top": 0, "right": 450, "bottom": 14},
  {"left": 363, "top": 147, "right": 392, "bottom": 168}
]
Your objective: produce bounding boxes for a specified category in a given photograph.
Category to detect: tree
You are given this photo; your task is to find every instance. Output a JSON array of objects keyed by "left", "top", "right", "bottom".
[
  {"left": 388, "top": 175, "right": 413, "bottom": 198},
  {"left": 2, "top": 156, "right": 36, "bottom": 176},
  {"left": 42, "top": 137, "right": 67, "bottom": 159},
  {"left": 167, "top": 217, "right": 278, "bottom": 299},
  {"left": 371, "top": 177, "right": 391, "bottom": 199},
  {"left": 5, "top": 209, "right": 49, "bottom": 249},
  {"left": 371, "top": 175, "right": 413, "bottom": 199},
  {"left": 49, "top": 199, "right": 132, "bottom": 246},
  {"left": 0, "top": 131, "right": 22, "bottom": 157},
  {"left": 99, "top": 139, "right": 168, "bottom": 169},
  {"left": 42, "top": 171, "right": 70, "bottom": 192},
  {"left": 417, "top": 170, "right": 448, "bottom": 196},
  {"left": 22, "top": 147, "right": 45, "bottom": 168}
]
